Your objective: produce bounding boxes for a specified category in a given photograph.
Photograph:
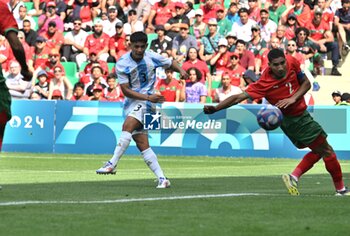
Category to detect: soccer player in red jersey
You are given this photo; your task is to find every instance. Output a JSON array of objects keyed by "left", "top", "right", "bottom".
[
  {"left": 0, "top": 1, "right": 32, "bottom": 154},
  {"left": 204, "top": 49, "right": 350, "bottom": 196}
]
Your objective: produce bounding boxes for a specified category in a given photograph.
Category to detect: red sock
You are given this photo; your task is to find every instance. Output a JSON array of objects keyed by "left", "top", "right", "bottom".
[
  {"left": 323, "top": 153, "right": 344, "bottom": 191},
  {"left": 292, "top": 152, "right": 321, "bottom": 179}
]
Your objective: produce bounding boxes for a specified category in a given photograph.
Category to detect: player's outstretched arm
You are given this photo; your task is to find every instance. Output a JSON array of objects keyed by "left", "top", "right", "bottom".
[
  {"left": 170, "top": 59, "right": 189, "bottom": 80},
  {"left": 6, "top": 31, "right": 32, "bottom": 81},
  {"left": 204, "top": 93, "right": 249, "bottom": 114}
]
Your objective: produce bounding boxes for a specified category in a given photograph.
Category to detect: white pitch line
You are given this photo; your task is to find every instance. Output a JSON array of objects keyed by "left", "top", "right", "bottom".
[{"left": 0, "top": 193, "right": 263, "bottom": 206}]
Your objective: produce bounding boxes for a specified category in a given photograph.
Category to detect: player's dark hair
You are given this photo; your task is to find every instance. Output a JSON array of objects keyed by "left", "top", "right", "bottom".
[
  {"left": 130, "top": 31, "right": 148, "bottom": 44},
  {"left": 187, "top": 67, "right": 202, "bottom": 82},
  {"left": 267, "top": 49, "right": 285, "bottom": 62},
  {"left": 74, "top": 82, "right": 85, "bottom": 90}
]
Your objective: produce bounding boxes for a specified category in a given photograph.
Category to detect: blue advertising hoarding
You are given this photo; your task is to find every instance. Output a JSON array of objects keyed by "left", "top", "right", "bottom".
[{"left": 3, "top": 100, "right": 350, "bottom": 159}]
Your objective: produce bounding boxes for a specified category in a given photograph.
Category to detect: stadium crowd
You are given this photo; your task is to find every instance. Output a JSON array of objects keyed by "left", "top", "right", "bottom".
[{"left": 1, "top": 0, "right": 350, "bottom": 104}]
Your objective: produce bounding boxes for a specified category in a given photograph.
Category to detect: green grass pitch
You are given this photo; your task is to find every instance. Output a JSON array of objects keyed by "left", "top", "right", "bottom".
[{"left": 1, "top": 153, "right": 350, "bottom": 236}]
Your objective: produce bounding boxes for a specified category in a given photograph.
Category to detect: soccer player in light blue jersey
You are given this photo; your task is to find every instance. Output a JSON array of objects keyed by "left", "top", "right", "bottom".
[{"left": 96, "top": 32, "right": 188, "bottom": 188}]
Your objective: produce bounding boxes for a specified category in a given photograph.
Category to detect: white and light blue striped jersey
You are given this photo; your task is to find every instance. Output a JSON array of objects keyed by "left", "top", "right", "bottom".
[{"left": 116, "top": 51, "right": 172, "bottom": 101}]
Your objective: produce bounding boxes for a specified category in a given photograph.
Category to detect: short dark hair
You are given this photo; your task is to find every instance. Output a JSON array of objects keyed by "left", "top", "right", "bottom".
[
  {"left": 130, "top": 31, "right": 148, "bottom": 44},
  {"left": 23, "top": 19, "right": 31, "bottom": 24},
  {"left": 107, "top": 73, "right": 116, "bottom": 81},
  {"left": 295, "top": 27, "right": 310, "bottom": 37},
  {"left": 74, "top": 82, "right": 85, "bottom": 90},
  {"left": 238, "top": 8, "right": 249, "bottom": 16},
  {"left": 73, "top": 17, "right": 82, "bottom": 22},
  {"left": 267, "top": 49, "right": 285, "bottom": 62},
  {"left": 235, "top": 39, "right": 246, "bottom": 47},
  {"left": 91, "top": 65, "right": 104, "bottom": 74}
]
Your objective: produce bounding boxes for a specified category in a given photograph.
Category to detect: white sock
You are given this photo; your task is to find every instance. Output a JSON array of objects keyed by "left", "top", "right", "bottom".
[
  {"left": 142, "top": 148, "right": 165, "bottom": 179},
  {"left": 109, "top": 131, "right": 132, "bottom": 166}
]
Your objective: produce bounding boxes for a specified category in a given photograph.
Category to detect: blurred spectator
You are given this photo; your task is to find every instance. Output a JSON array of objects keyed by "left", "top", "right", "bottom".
[
  {"left": 66, "top": 0, "right": 98, "bottom": 32},
  {"left": 124, "top": 9, "right": 144, "bottom": 35},
  {"left": 216, "top": 5, "right": 232, "bottom": 36},
  {"left": 226, "top": 31, "right": 238, "bottom": 52},
  {"left": 0, "top": 35, "right": 14, "bottom": 74},
  {"left": 334, "top": 0, "right": 350, "bottom": 54},
  {"left": 147, "top": 0, "right": 175, "bottom": 33},
  {"left": 268, "top": 0, "right": 287, "bottom": 25},
  {"left": 38, "top": 1, "right": 64, "bottom": 34},
  {"left": 247, "top": 24, "right": 268, "bottom": 57},
  {"left": 85, "top": 65, "right": 107, "bottom": 97},
  {"left": 7, "top": 0, "right": 24, "bottom": 23},
  {"left": 100, "top": 1, "right": 126, "bottom": 23},
  {"left": 41, "top": 21, "right": 64, "bottom": 51},
  {"left": 255, "top": 37, "right": 281, "bottom": 73},
  {"left": 70, "top": 82, "right": 89, "bottom": 101},
  {"left": 210, "top": 38, "right": 231, "bottom": 78},
  {"left": 48, "top": 66, "right": 73, "bottom": 100},
  {"left": 164, "top": 2, "right": 190, "bottom": 39},
  {"left": 126, "top": 0, "right": 151, "bottom": 25},
  {"left": 213, "top": 72, "right": 242, "bottom": 103},
  {"left": 248, "top": 0, "right": 261, "bottom": 22},
  {"left": 225, "top": 52, "right": 246, "bottom": 88},
  {"left": 89, "top": 84, "right": 107, "bottom": 101},
  {"left": 190, "top": 9, "right": 207, "bottom": 44},
  {"left": 332, "top": 90, "right": 342, "bottom": 105},
  {"left": 295, "top": 27, "right": 317, "bottom": 73},
  {"left": 38, "top": 48, "right": 65, "bottom": 79},
  {"left": 200, "top": 0, "right": 221, "bottom": 24},
  {"left": 17, "top": 5, "right": 37, "bottom": 30},
  {"left": 199, "top": 18, "right": 224, "bottom": 62},
  {"left": 258, "top": 9, "right": 277, "bottom": 43},
  {"left": 155, "top": 67, "right": 181, "bottom": 102},
  {"left": 282, "top": 0, "right": 311, "bottom": 27},
  {"left": 235, "top": 39, "right": 255, "bottom": 71},
  {"left": 285, "top": 39, "right": 306, "bottom": 69},
  {"left": 338, "top": 92, "right": 350, "bottom": 105},
  {"left": 21, "top": 19, "right": 38, "bottom": 47},
  {"left": 31, "top": 70, "right": 49, "bottom": 100},
  {"left": 180, "top": 67, "right": 207, "bottom": 103},
  {"left": 307, "top": 8, "right": 341, "bottom": 76},
  {"left": 172, "top": 23, "right": 197, "bottom": 64},
  {"left": 51, "top": 89, "right": 63, "bottom": 100},
  {"left": 226, "top": 2, "right": 239, "bottom": 24},
  {"left": 231, "top": 8, "right": 257, "bottom": 42},
  {"left": 275, "top": 25, "right": 289, "bottom": 50},
  {"left": 6, "top": 61, "right": 32, "bottom": 99},
  {"left": 30, "top": 36, "right": 51, "bottom": 70},
  {"left": 105, "top": 73, "right": 124, "bottom": 102},
  {"left": 62, "top": 17, "right": 89, "bottom": 68},
  {"left": 184, "top": 1, "right": 195, "bottom": 23},
  {"left": 283, "top": 13, "right": 298, "bottom": 40},
  {"left": 80, "top": 51, "right": 109, "bottom": 84},
  {"left": 109, "top": 22, "right": 127, "bottom": 63},
  {"left": 17, "top": 31, "right": 33, "bottom": 67},
  {"left": 182, "top": 47, "right": 212, "bottom": 88},
  {"left": 110, "top": 32, "right": 131, "bottom": 62},
  {"left": 83, "top": 20, "right": 110, "bottom": 62},
  {"left": 103, "top": 6, "right": 123, "bottom": 37},
  {"left": 316, "top": 0, "right": 334, "bottom": 30},
  {"left": 149, "top": 25, "right": 172, "bottom": 55}
]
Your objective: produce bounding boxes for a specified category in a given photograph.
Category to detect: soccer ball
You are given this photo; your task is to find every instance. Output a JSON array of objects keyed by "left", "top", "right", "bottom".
[{"left": 256, "top": 105, "right": 283, "bottom": 130}]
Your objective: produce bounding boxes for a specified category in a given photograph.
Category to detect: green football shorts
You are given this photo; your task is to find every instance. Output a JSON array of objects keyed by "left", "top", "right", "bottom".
[
  {"left": 0, "top": 81, "right": 12, "bottom": 121},
  {"left": 281, "top": 110, "right": 327, "bottom": 149}
]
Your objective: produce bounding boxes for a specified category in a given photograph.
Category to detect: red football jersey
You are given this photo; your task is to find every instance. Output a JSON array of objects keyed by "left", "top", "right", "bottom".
[
  {"left": 245, "top": 55, "right": 307, "bottom": 116},
  {"left": 0, "top": 2, "right": 18, "bottom": 35}
]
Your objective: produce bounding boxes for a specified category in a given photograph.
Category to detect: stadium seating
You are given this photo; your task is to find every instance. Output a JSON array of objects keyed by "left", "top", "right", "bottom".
[
  {"left": 62, "top": 61, "right": 78, "bottom": 86},
  {"left": 32, "top": 16, "right": 39, "bottom": 31},
  {"left": 211, "top": 81, "right": 221, "bottom": 89},
  {"left": 79, "top": 62, "right": 88, "bottom": 72},
  {"left": 147, "top": 33, "right": 158, "bottom": 49},
  {"left": 24, "top": 2, "right": 34, "bottom": 10},
  {"left": 107, "top": 62, "right": 115, "bottom": 73}
]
